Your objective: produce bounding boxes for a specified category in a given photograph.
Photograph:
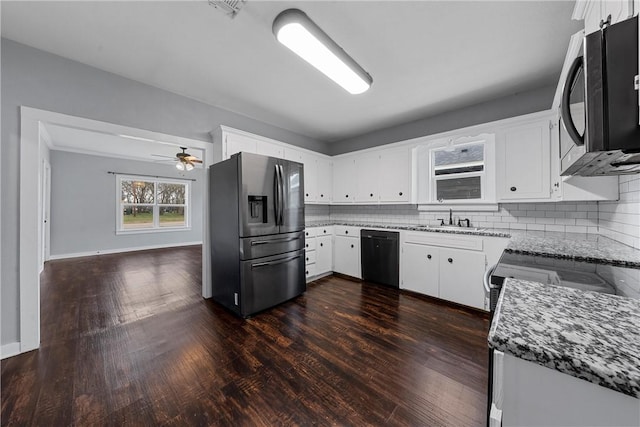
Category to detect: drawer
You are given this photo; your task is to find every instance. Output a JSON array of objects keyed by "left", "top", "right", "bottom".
[
  {"left": 305, "top": 237, "right": 317, "bottom": 251},
  {"left": 305, "top": 263, "right": 316, "bottom": 278},
  {"left": 317, "top": 226, "right": 333, "bottom": 236},
  {"left": 305, "top": 250, "right": 316, "bottom": 265},
  {"left": 334, "top": 225, "right": 360, "bottom": 237},
  {"left": 403, "top": 231, "right": 483, "bottom": 251},
  {"left": 305, "top": 228, "right": 318, "bottom": 238}
]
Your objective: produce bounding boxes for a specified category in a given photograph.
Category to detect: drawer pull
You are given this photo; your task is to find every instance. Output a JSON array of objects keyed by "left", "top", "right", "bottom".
[
  {"left": 448, "top": 258, "right": 453, "bottom": 263},
  {"left": 399, "top": 192, "right": 403, "bottom": 196},
  {"left": 427, "top": 254, "right": 432, "bottom": 260},
  {"left": 350, "top": 244, "right": 354, "bottom": 248},
  {"left": 345, "top": 230, "right": 348, "bottom": 234},
  {"left": 370, "top": 193, "right": 373, "bottom": 197},
  {"left": 320, "top": 243, "right": 323, "bottom": 247},
  {"left": 510, "top": 186, "right": 517, "bottom": 192}
]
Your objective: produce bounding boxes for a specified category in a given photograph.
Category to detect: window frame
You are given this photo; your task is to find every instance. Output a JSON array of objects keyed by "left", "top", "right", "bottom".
[
  {"left": 430, "top": 141, "right": 487, "bottom": 202},
  {"left": 116, "top": 175, "right": 191, "bottom": 234}
]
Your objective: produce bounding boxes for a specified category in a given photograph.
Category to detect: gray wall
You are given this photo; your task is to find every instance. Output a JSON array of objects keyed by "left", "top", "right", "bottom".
[
  {"left": 328, "top": 84, "right": 556, "bottom": 155},
  {"left": 50, "top": 151, "right": 203, "bottom": 256},
  {"left": 0, "top": 38, "right": 328, "bottom": 346}
]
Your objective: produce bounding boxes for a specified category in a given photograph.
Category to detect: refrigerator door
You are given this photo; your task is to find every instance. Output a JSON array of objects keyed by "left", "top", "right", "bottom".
[
  {"left": 238, "top": 153, "right": 280, "bottom": 237},
  {"left": 279, "top": 159, "right": 305, "bottom": 234},
  {"left": 239, "top": 249, "right": 306, "bottom": 316}
]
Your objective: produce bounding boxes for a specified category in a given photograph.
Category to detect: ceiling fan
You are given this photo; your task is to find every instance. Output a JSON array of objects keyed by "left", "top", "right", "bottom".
[{"left": 152, "top": 147, "right": 202, "bottom": 171}]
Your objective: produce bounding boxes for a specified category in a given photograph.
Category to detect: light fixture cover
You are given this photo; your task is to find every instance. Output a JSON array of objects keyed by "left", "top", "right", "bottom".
[
  {"left": 185, "top": 162, "right": 194, "bottom": 171},
  {"left": 175, "top": 161, "right": 185, "bottom": 171},
  {"left": 273, "top": 9, "right": 372, "bottom": 94}
]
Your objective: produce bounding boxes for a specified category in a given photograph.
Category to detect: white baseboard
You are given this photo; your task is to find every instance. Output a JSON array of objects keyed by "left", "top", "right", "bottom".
[
  {"left": 1, "top": 342, "right": 21, "bottom": 360},
  {"left": 49, "top": 241, "right": 203, "bottom": 260}
]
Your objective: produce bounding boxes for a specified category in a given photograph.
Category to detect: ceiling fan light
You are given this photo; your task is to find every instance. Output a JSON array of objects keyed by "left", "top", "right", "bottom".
[
  {"left": 185, "top": 162, "right": 194, "bottom": 171},
  {"left": 273, "top": 9, "right": 372, "bottom": 95},
  {"left": 175, "top": 161, "right": 185, "bottom": 171}
]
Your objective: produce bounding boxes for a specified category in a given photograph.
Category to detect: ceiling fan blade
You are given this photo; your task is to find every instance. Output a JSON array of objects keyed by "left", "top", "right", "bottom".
[{"left": 184, "top": 156, "right": 202, "bottom": 163}]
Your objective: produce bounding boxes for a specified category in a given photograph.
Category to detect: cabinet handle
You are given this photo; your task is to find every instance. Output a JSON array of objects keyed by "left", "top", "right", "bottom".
[
  {"left": 510, "top": 186, "right": 517, "bottom": 192},
  {"left": 323, "top": 229, "right": 327, "bottom": 233},
  {"left": 427, "top": 254, "right": 432, "bottom": 260},
  {"left": 345, "top": 194, "right": 349, "bottom": 198},
  {"left": 305, "top": 243, "right": 309, "bottom": 247},
  {"left": 350, "top": 244, "right": 354, "bottom": 248},
  {"left": 345, "top": 230, "right": 348, "bottom": 235},
  {"left": 306, "top": 193, "right": 309, "bottom": 197},
  {"left": 370, "top": 193, "right": 374, "bottom": 197},
  {"left": 320, "top": 243, "right": 323, "bottom": 247},
  {"left": 320, "top": 194, "right": 324, "bottom": 197},
  {"left": 399, "top": 192, "right": 403, "bottom": 196},
  {"left": 306, "top": 270, "right": 309, "bottom": 275},
  {"left": 448, "top": 258, "right": 453, "bottom": 263},
  {"left": 306, "top": 257, "right": 309, "bottom": 261}
]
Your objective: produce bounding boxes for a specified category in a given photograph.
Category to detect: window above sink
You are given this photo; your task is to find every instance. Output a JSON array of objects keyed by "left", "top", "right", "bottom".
[{"left": 415, "top": 133, "right": 498, "bottom": 211}]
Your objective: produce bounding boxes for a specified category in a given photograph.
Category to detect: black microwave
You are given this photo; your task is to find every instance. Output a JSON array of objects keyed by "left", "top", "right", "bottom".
[{"left": 561, "top": 15, "right": 640, "bottom": 176}]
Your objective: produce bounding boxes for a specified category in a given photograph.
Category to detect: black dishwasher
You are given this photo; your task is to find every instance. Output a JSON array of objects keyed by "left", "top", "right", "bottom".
[{"left": 360, "top": 229, "right": 400, "bottom": 288}]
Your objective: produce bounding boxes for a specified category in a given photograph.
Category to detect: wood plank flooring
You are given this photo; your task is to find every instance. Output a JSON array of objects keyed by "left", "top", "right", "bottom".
[{"left": 2, "top": 245, "right": 490, "bottom": 426}]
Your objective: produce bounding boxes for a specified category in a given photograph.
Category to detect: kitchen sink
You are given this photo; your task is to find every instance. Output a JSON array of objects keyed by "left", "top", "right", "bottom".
[{"left": 424, "top": 225, "right": 487, "bottom": 232}]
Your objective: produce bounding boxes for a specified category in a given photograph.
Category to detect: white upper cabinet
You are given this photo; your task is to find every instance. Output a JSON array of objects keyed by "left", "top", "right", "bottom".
[
  {"left": 497, "top": 118, "right": 551, "bottom": 201},
  {"left": 316, "top": 158, "right": 333, "bottom": 203},
  {"left": 332, "top": 156, "right": 357, "bottom": 203},
  {"left": 225, "top": 132, "right": 257, "bottom": 158},
  {"left": 583, "top": 0, "right": 633, "bottom": 35},
  {"left": 379, "top": 147, "right": 411, "bottom": 203},
  {"left": 355, "top": 153, "right": 380, "bottom": 202},
  {"left": 301, "top": 152, "right": 318, "bottom": 202},
  {"left": 256, "top": 140, "right": 283, "bottom": 159}
]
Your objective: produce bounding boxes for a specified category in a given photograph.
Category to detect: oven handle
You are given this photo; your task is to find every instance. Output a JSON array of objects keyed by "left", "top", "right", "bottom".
[
  {"left": 484, "top": 264, "right": 497, "bottom": 294},
  {"left": 561, "top": 55, "right": 585, "bottom": 147}
]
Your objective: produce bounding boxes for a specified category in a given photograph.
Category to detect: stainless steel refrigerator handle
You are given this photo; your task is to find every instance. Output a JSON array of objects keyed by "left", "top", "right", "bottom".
[
  {"left": 273, "top": 164, "right": 281, "bottom": 226},
  {"left": 251, "top": 255, "right": 300, "bottom": 269},
  {"left": 250, "top": 236, "right": 301, "bottom": 246},
  {"left": 278, "top": 164, "right": 285, "bottom": 225}
]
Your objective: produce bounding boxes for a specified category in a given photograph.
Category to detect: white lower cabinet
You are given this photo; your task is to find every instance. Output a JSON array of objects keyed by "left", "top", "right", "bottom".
[
  {"left": 315, "top": 235, "right": 333, "bottom": 275},
  {"left": 333, "top": 235, "right": 361, "bottom": 279},
  {"left": 401, "top": 232, "right": 488, "bottom": 310},
  {"left": 401, "top": 243, "right": 440, "bottom": 298},
  {"left": 438, "top": 247, "right": 486, "bottom": 310}
]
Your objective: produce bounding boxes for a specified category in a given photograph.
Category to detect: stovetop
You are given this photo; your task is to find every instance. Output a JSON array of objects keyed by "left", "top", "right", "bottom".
[{"left": 491, "top": 251, "right": 640, "bottom": 299}]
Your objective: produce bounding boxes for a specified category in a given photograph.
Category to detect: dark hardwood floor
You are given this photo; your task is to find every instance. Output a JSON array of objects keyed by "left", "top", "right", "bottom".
[{"left": 1, "top": 246, "right": 490, "bottom": 426}]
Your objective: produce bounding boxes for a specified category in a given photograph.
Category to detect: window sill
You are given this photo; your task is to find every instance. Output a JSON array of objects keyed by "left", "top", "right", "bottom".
[{"left": 116, "top": 227, "right": 192, "bottom": 235}]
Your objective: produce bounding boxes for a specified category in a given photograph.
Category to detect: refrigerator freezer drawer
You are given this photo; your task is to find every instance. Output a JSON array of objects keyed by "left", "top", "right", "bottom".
[
  {"left": 239, "top": 249, "right": 306, "bottom": 316},
  {"left": 239, "top": 231, "right": 305, "bottom": 261}
]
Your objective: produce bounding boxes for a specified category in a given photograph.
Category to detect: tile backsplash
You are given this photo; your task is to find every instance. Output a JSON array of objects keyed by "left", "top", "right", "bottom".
[
  {"left": 306, "top": 202, "right": 600, "bottom": 234},
  {"left": 306, "top": 177, "right": 640, "bottom": 249},
  {"left": 598, "top": 175, "right": 640, "bottom": 249}
]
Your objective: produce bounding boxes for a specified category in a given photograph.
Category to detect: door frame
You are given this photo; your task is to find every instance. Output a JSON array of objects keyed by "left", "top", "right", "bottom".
[
  {"left": 19, "top": 106, "right": 214, "bottom": 354},
  {"left": 39, "top": 156, "right": 51, "bottom": 273}
]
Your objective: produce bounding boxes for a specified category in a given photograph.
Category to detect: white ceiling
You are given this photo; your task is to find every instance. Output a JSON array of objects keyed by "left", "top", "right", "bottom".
[
  {"left": 2, "top": 1, "right": 581, "bottom": 142},
  {"left": 44, "top": 123, "right": 204, "bottom": 166}
]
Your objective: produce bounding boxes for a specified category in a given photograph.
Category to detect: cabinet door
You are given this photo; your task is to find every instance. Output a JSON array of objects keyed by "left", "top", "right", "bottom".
[
  {"left": 401, "top": 244, "right": 439, "bottom": 297},
  {"left": 316, "top": 158, "right": 333, "bottom": 203},
  {"left": 332, "top": 157, "right": 356, "bottom": 203},
  {"left": 379, "top": 147, "right": 411, "bottom": 203},
  {"left": 355, "top": 154, "right": 380, "bottom": 202},
  {"left": 438, "top": 248, "right": 486, "bottom": 310},
  {"left": 498, "top": 120, "right": 551, "bottom": 200},
  {"left": 333, "top": 236, "right": 360, "bottom": 278},
  {"left": 301, "top": 152, "right": 318, "bottom": 203},
  {"left": 225, "top": 133, "right": 257, "bottom": 159},
  {"left": 316, "top": 235, "right": 333, "bottom": 274},
  {"left": 256, "top": 141, "right": 284, "bottom": 159}
]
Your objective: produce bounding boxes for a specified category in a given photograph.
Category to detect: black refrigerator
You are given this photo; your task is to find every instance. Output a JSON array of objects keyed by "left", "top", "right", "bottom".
[{"left": 209, "top": 152, "right": 306, "bottom": 317}]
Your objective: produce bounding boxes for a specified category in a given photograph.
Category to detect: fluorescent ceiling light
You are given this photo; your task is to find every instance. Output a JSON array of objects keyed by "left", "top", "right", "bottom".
[{"left": 273, "top": 9, "right": 372, "bottom": 95}]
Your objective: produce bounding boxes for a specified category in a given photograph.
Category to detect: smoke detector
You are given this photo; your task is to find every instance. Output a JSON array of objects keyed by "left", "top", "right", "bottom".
[{"left": 208, "top": 0, "right": 246, "bottom": 18}]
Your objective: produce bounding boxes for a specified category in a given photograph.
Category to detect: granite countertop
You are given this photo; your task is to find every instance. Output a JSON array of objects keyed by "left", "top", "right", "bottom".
[
  {"left": 488, "top": 278, "right": 640, "bottom": 399},
  {"left": 305, "top": 221, "right": 511, "bottom": 238},
  {"left": 506, "top": 231, "right": 640, "bottom": 268},
  {"left": 306, "top": 221, "right": 640, "bottom": 268}
]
